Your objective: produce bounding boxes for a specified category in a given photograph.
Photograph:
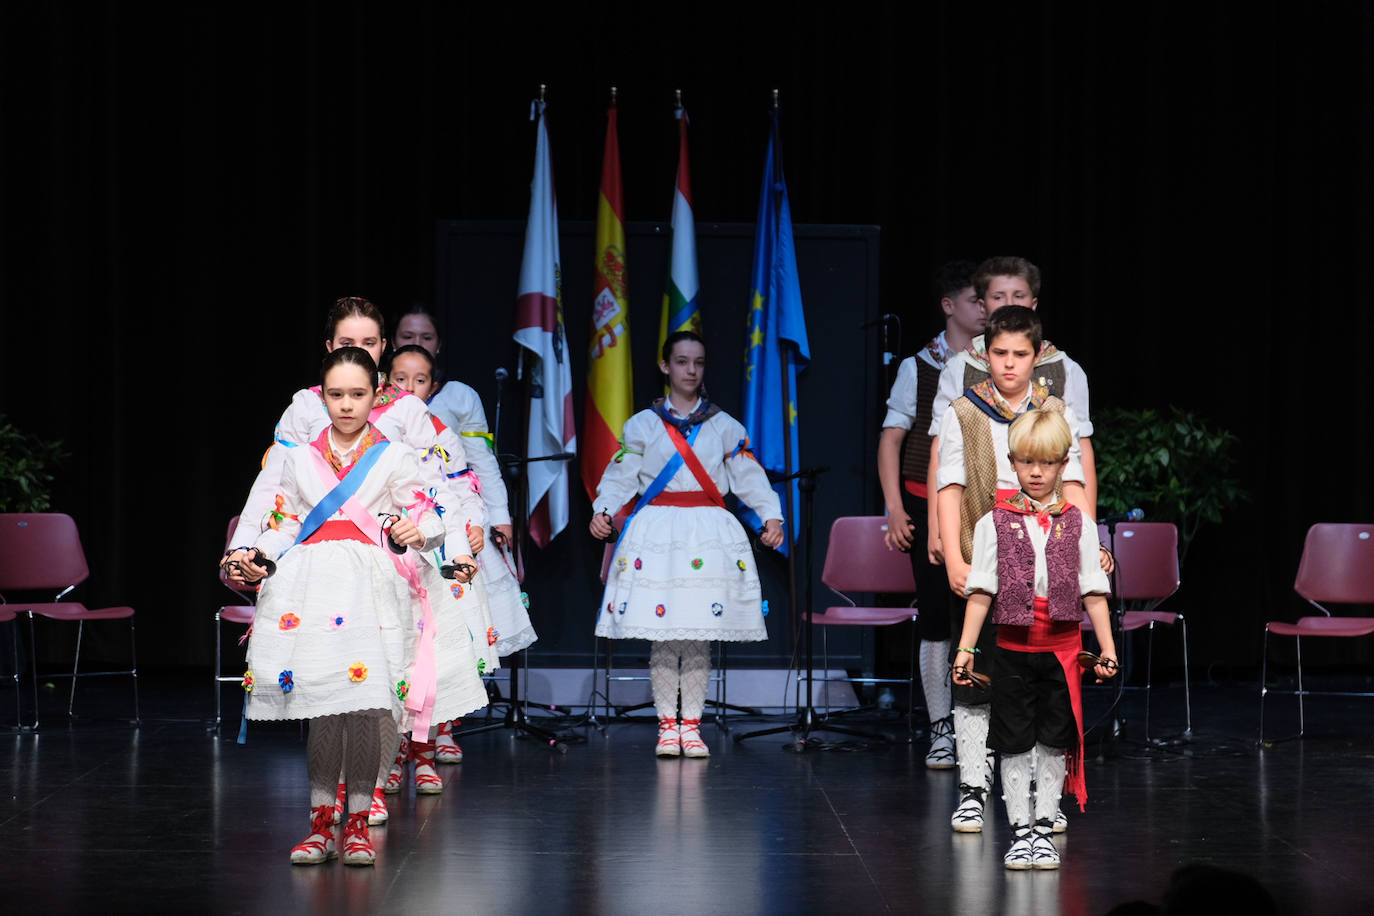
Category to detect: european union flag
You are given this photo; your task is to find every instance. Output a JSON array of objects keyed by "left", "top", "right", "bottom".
[{"left": 741, "top": 109, "right": 810, "bottom": 553}]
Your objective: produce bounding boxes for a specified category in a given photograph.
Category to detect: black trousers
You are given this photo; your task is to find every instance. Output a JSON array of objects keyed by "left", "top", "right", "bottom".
[{"left": 899, "top": 486, "right": 950, "bottom": 643}]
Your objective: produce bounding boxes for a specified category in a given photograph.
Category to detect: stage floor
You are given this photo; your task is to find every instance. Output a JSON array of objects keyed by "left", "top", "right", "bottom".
[{"left": 1, "top": 672, "right": 1370, "bottom": 915}]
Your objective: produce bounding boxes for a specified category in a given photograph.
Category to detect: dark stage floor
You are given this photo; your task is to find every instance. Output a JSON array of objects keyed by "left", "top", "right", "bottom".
[{"left": 2, "top": 672, "right": 1371, "bottom": 915}]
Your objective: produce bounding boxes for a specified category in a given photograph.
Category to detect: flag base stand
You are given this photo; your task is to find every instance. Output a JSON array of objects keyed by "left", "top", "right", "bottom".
[{"left": 734, "top": 467, "right": 891, "bottom": 751}]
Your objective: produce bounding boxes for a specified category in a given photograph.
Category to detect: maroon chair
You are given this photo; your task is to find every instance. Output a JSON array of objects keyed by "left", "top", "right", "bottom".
[
  {"left": 1088, "top": 522, "right": 1190, "bottom": 742},
  {"left": 214, "top": 515, "right": 257, "bottom": 731},
  {"left": 1259, "top": 523, "right": 1374, "bottom": 742},
  {"left": 806, "top": 516, "right": 918, "bottom": 730},
  {"left": 0, "top": 513, "right": 140, "bottom": 729}
]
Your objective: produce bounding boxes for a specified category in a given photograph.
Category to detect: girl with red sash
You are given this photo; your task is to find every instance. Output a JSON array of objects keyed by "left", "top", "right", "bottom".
[
  {"left": 589, "top": 332, "right": 785, "bottom": 758},
  {"left": 229, "top": 348, "right": 446, "bottom": 866},
  {"left": 952, "top": 409, "right": 1117, "bottom": 871}
]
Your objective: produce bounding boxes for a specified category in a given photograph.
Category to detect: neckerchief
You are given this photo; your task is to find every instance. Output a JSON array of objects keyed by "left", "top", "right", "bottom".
[
  {"left": 995, "top": 490, "right": 1069, "bottom": 533},
  {"left": 965, "top": 379, "right": 1051, "bottom": 423},
  {"left": 920, "top": 331, "right": 955, "bottom": 368},
  {"left": 318, "top": 424, "right": 382, "bottom": 476},
  {"left": 652, "top": 396, "right": 721, "bottom": 436}
]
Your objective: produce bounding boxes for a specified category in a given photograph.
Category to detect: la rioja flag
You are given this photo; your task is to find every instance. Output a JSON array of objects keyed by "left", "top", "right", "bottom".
[{"left": 513, "top": 97, "right": 575, "bottom": 547}]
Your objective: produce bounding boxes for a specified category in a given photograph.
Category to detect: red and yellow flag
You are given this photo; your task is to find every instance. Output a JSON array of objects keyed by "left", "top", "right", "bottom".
[{"left": 582, "top": 98, "right": 633, "bottom": 501}]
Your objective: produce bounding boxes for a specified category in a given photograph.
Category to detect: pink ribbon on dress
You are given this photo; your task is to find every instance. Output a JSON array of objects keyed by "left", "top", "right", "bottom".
[{"left": 308, "top": 449, "right": 439, "bottom": 738}]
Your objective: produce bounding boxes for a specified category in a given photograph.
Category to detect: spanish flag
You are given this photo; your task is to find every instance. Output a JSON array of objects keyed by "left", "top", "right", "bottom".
[
  {"left": 583, "top": 96, "right": 633, "bottom": 501},
  {"left": 658, "top": 100, "right": 701, "bottom": 353}
]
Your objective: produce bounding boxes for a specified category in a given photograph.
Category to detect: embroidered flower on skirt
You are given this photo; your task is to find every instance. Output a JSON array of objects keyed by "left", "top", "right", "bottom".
[
  {"left": 520, "top": 592, "right": 530, "bottom": 609},
  {"left": 279, "top": 670, "right": 294, "bottom": 693},
  {"left": 634, "top": 557, "right": 643, "bottom": 570},
  {"left": 655, "top": 604, "right": 666, "bottom": 618},
  {"left": 617, "top": 557, "right": 628, "bottom": 572},
  {"left": 737, "top": 559, "right": 747, "bottom": 572},
  {"left": 711, "top": 602, "right": 724, "bottom": 617},
  {"left": 606, "top": 602, "right": 614, "bottom": 615},
  {"left": 450, "top": 582, "right": 464, "bottom": 599},
  {"left": 396, "top": 680, "right": 409, "bottom": 700},
  {"left": 477, "top": 658, "right": 486, "bottom": 675},
  {"left": 348, "top": 663, "right": 369, "bottom": 683},
  {"left": 691, "top": 558, "right": 703, "bottom": 570},
  {"left": 242, "top": 670, "right": 255, "bottom": 693},
  {"left": 329, "top": 614, "right": 346, "bottom": 629},
  {"left": 762, "top": 600, "right": 770, "bottom": 617},
  {"left": 617, "top": 602, "right": 627, "bottom": 615},
  {"left": 487, "top": 626, "right": 500, "bottom": 646},
  {"left": 279, "top": 612, "right": 301, "bottom": 631}
]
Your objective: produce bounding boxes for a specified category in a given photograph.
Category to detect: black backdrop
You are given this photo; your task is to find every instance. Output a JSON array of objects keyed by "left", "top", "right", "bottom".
[{"left": 1, "top": 3, "right": 1371, "bottom": 678}]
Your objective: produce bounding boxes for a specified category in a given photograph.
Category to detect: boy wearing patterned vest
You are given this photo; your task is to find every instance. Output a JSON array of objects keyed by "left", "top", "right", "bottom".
[
  {"left": 878, "top": 259, "right": 984, "bottom": 769},
  {"left": 928, "top": 256, "right": 1098, "bottom": 512},
  {"left": 952, "top": 408, "right": 1117, "bottom": 870},
  {"left": 934, "top": 305, "right": 1096, "bottom": 834}
]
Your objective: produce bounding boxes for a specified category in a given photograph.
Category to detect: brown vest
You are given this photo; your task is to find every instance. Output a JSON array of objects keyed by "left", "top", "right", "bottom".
[
  {"left": 899, "top": 357, "right": 944, "bottom": 484},
  {"left": 951, "top": 394, "right": 1066, "bottom": 564}
]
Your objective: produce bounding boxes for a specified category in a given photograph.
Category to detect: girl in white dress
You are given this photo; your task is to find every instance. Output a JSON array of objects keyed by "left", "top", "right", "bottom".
[
  {"left": 227, "top": 347, "right": 443, "bottom": 866},
  {"left": 588, "top": 332, "right": 785, "bottom": 758},
  {"left": 224, "top": 298, "right": 489, "bottom": 822}
]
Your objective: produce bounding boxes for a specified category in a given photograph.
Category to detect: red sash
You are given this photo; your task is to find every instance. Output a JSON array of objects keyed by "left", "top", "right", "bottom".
[{"left": 660, "top": 421, "right": 726, "bottom": 509}]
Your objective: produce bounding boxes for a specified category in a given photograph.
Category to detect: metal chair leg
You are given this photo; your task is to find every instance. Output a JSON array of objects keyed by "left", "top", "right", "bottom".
[
  {"left": 1144, "top": 622, "right": 1156, "bottom": 741},
  {"left": 25, "top": 611, "right": 40, "bottom": 730},
  {"left": 68, "top": 619, "right": 84, "bottom": 718},
  {"left": 1295, "top": 635, "right": 1305, "bottom": 738},
  {"left": 129, "top": 618, "right": 140, "bottom": 726},
  {"left": 1179, "top": 616, "right": 1191, "bottom": 739},
  {"left": 214, "top": 611, "right": 223, "bottom": 730},
  {"left": 1258, "top": 627, "right": 1269, "bottom": 742}
]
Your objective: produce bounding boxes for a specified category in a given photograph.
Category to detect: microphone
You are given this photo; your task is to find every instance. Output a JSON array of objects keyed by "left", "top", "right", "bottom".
[
  {"left": 860, "top": 313, "right": 898, "bottom": 329},
  {"left": 1099, "top": 508, "right": 1145, "bottom": 525}
]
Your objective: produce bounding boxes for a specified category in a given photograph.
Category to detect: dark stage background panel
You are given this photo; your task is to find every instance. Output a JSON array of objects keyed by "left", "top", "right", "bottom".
[
  {"left": 0, "top": 3, "right": 1371, "bottom": 678},
  {"left": 435, "top": 220, "right": 882, "bottom": 667}
]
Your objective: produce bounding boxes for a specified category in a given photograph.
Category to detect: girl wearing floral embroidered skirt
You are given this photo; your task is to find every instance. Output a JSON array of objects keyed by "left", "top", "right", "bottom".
[
  {"left": 227, "top": 347, "right": 449, "bottom": 867},
  {"left": 589, "top": 332, "right": 785, "bottom": 758},
  {"left": 224, "top": 297, "right": 490, "bottom": 824}
]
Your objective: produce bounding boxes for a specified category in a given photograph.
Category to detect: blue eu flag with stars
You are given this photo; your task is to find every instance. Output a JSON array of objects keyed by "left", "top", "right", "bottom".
[{"left": 740, "top": 109, "right": 810, "bottom": 553}]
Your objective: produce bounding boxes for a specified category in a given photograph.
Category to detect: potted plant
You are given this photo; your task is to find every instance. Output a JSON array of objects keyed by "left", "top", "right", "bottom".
[
  {"left": 1092, "top": 406, "right": 1246, "bottom": 566},
  {"left": 0, "top": 414, "right": 69, "bottom": 513}
]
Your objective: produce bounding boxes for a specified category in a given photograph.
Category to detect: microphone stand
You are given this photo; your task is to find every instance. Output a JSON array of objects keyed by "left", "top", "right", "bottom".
[
  {"left": 453, "top": 365, "right": 571, "bottom": 753},
  {"left": 734, "top": 466, "right": 890, "bottom": 750}
]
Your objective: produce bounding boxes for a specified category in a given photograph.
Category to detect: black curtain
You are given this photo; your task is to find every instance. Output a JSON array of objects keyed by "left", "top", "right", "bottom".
[{"left": 2, "top": 2, "right": 1371, "bottom": 674}]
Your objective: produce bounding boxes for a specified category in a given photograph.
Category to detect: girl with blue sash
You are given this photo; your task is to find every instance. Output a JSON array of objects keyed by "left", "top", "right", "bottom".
[
  {"left": 589, "top": 332, "right": 785, "bottom": 758},
  {"left": 223, "top": 297, "right": 490, "bottom": 823},
  {"left": 228, "top": 347, "right": 446, "bottom": 866}
]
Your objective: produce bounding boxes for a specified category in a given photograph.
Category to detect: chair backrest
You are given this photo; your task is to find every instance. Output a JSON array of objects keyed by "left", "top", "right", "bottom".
[
  {"left": 820, "top": 516, "right": 917, "bottom": 596},
  {"left": 1105, "top": 522, "right": 1179, "bottom": 603},
  {"left": 0, "top": 513, "right": 91, "bottom": 593},
  {"left": 1294, "top": 523, "right": 1374, "bottom": 606}
]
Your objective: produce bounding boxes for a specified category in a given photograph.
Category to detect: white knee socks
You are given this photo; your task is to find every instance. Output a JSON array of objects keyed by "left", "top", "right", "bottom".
[
  {"left": 650, "top": 639, "right": 712, "bottom": 721},
  {"left": 919, "top": 639, "right": 952, "bottom": 721}
]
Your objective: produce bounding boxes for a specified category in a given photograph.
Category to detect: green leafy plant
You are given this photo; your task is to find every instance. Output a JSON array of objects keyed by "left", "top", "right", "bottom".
[
  {"left": 0, "top": 414, "right": 69, "bottom": 512},
  {"left": 1093, "top": 406, "right": 1246, "bottom": 566}
]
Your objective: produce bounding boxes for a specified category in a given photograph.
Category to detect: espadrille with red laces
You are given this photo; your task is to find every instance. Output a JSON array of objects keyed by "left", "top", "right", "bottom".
[
  {"left": 411, "top": 741, "right": 444, "bottom": 794},
  {"left": 331, "top": 781, "right": 346, "bottom": 825},
  {"left": 385, "top": 735, "right": 409, "bottom": 794},
  {"left": 290, "top": 805, "right": 338, "bottom": 865},
  {"left": 435, "top": 720, "right": 464, "bottom": 764},
  {"left": 655, "top": 717, "right": 681, "bottom": 757},
  {"left": 367, "top": 787, "right": 389, "bottom": 826},
  {"left": 679, "top": 718, "right": 710, "bottom": 758},
  {"left": 342, "top": 812, "right": 376, "bottom": 866}
]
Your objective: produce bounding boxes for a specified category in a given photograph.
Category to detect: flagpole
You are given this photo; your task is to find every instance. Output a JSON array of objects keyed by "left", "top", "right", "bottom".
[{"left": 769, "top": 89, "right": 805, "bottom": 729}]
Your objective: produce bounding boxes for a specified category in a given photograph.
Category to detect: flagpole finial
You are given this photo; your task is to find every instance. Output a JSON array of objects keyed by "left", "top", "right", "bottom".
[
  {"left": 771, "top": 88, "right": 779, "bottom": 111},
  {"left": 539, "top": 83, "right": 547, "bottom": 102},
  {"left": 674, "top": 88, "right": 683, "bottom": 110},
  {"left": 610, "top": 86, "right": 618, "bottom": 106}
]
